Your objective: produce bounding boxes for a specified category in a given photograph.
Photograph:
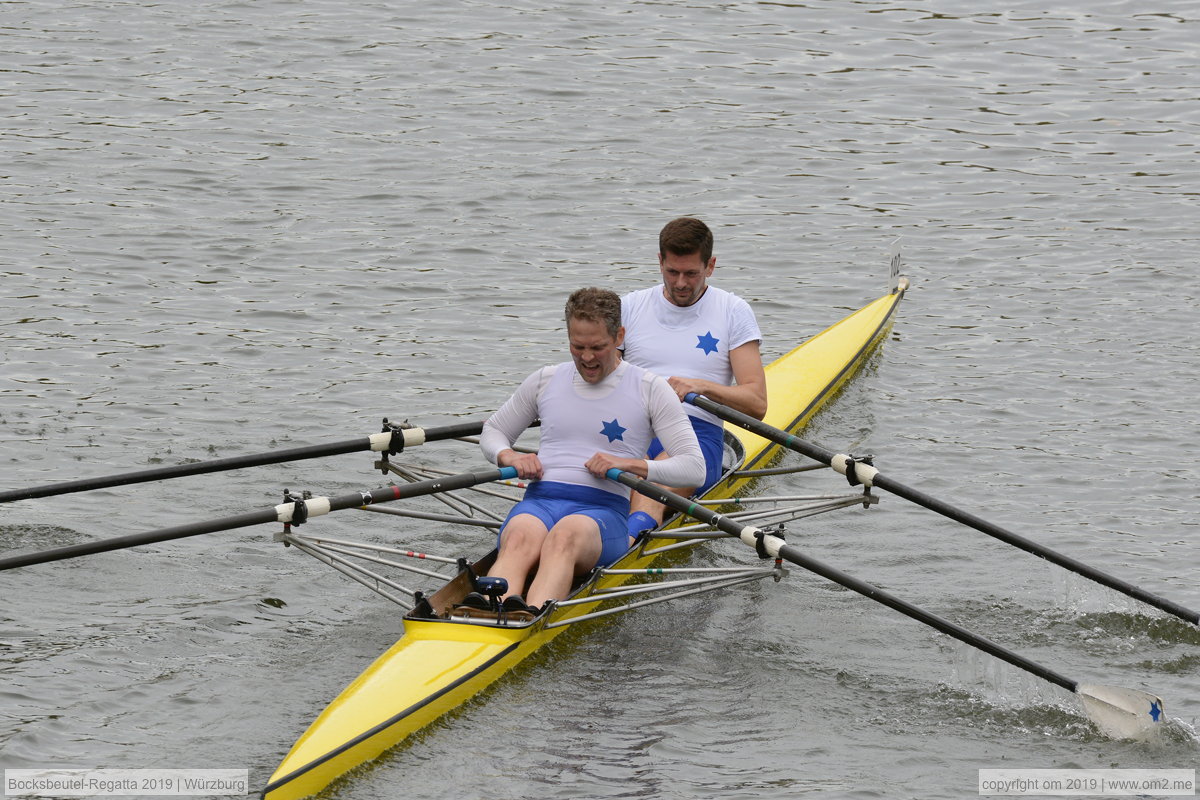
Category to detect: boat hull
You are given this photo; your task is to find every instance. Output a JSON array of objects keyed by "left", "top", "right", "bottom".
[{"left": 262, "top": 285, "right": 906, "bottom": 800}]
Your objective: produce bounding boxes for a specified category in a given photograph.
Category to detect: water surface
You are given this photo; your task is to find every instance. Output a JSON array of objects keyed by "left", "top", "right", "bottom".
[{"left": 2, "top": 2, "right": 1197, "bottom": 798}]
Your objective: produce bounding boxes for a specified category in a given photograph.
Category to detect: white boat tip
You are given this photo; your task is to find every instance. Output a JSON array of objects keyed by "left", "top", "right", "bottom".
[{"left": 1077, "top": 683, "right": 1166, "bottom": 741}]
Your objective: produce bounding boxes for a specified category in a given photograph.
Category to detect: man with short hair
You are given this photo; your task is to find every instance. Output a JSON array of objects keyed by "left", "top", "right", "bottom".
[
  {"left": 479, "top": 287, "right": 705, "bottom": 611},
  {"left": 621, "top": 217, "right": 767, "bottom": 535}
]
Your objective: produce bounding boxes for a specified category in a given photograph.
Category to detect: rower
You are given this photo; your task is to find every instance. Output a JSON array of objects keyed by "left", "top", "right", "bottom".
[
  {"left": 620, "top": 217, "right": 768, "bottom": 538},
  {"left": 473, "top": 287, "right": 705, "bottom": 612}
]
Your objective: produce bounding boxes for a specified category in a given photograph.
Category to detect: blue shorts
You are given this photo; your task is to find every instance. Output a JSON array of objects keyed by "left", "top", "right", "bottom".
[
  {"left": 498, "top": 481, "right": 630, "bottom": 567},
  {"left": 647, "top": 416, "right": 724, "bottom": 495}
]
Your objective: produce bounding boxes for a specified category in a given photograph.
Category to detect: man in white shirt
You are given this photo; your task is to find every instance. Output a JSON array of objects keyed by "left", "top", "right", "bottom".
[
  {"left": 621, "top": 217, "right": 767, "bottom": 536},
  {"left": 479, "top": 288, "right": 705, "bottom": 612}
]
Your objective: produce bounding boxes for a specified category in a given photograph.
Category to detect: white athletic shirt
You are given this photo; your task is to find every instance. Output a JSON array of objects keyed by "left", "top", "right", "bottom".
[
  {"left": 480, "top": 361, "right": 705, "bottom": 497},
  {"left": 621, "top": 285, "right": 762, "bottom": 428}
]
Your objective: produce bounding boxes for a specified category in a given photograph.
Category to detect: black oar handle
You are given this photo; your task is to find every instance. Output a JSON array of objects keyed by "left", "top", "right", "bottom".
[
  {"left": 0, "top": 420, "right": 487, "bottom": 505},
  {"left": 606, "top": 468, "right": 1079, "bottom": 693},
  {"left": 684, "top": 393, "right": 1200, "bottom": 627},
  {"left": 0, "top": 467, "right": 516, "bottom": 571}
]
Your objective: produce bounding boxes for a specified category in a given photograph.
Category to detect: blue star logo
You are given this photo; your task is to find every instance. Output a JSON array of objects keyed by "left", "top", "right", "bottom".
[
  {"left": 1149, "top": 700, "right": 1162, "bottom": 722},
  {"left": 696, "top": 331, "right": 720, "bottom": 355},
  {"left": 600, "top": 419, "right": 627, "bottom": 442}
]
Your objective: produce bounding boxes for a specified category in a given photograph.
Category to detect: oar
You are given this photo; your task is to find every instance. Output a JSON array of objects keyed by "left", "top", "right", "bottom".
[
  {"left": 606, "top": 468, "right": 1166, "bottom": 741},
  {"left": 0, "top": 419, "right": 486, "bottom": 505},
  {"left": 0, "top": 467, "right": 517, "bottom": 571},
  {"left": 685, "top": 393, "right": 1200, "bottom": 627}
]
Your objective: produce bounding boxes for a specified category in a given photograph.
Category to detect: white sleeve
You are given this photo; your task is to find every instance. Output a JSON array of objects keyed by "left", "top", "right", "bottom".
[
  {"left": 480, "top": 367, "right": 548, "bottom": 464},
  {"left": 642, "top": 374, "right": 707, "bottom": 488},
  {"left": 728, "top": 293, "right": 762, "bottom": 351}
]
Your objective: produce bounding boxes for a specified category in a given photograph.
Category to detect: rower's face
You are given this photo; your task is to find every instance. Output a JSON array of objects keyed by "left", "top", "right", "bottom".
[
  {"left": 568, "top": 317, "right": 624, "bottom": 384},
  {"left": 659, "top": 251, "right": 715, "bottom": 307}
]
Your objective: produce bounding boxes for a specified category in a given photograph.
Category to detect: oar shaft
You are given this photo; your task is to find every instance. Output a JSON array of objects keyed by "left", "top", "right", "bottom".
[
  {"left": 608, "top": 469, "right": 1079, "bottom": 693},
  {"left": 0, "top": 439, "right": 367, "bottom": 504},
  {"left": 869, "top": 474, "right": 1200, "bottom": 625},
  {"left": 685, "top": 393, "right": 1200, "bottom": 627},
  {"left": 0, "top": 420, "right": 487, "bottom": 504},
  {"left": 772, "top": 541, "right": 1077, "bottom": 692},
  {"left": 687, "top": 393, "right": 838, "bottom": 465},
  {"left": 319, "top": 468, "right": 518, "bottom": 515},
  {"left": 0, "top": 510, "right": 279, "bottom": 570},
  {"left": 0, "top": 466, "right": 516, "bottom": 571}
]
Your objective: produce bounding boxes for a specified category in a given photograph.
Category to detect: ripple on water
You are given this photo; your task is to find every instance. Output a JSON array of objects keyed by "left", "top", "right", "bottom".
[{"left": 2, "top": 2, "right": 1197, "bottom": 798}]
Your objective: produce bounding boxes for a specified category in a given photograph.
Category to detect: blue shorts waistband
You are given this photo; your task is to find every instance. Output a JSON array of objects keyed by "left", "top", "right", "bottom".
[{"left": 523, "top": 481, "right": 628, "bottom": 514}]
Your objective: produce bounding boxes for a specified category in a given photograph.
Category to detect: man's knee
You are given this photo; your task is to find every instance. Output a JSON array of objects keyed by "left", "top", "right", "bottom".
[
  {"left": 500, "top": 516, "right": 547, "bottom": 554},
  {"left": 543, "top": 517, "right": 599, "bottom": 558}
]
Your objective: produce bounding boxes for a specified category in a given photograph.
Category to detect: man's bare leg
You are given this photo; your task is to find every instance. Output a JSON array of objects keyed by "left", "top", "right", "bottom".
[
  {"left": 489, "top": 514, "right": 548, "bottom": 600},
  {"left": 524, "top": 515, "right": 603, "bottom": 608}
]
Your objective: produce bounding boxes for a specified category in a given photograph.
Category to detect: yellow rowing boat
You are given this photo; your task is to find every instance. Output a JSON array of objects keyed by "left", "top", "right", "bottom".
[{"left": 261, "top": 279, "right": 908, "bottom": 800}]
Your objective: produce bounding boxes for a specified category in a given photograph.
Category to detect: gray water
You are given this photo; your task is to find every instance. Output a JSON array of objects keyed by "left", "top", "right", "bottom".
[{"left": 2, "top": 1, "right": 1197, "bottom": 798}]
